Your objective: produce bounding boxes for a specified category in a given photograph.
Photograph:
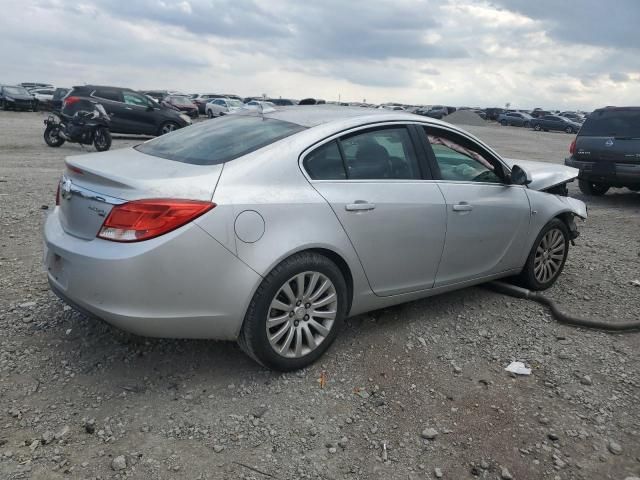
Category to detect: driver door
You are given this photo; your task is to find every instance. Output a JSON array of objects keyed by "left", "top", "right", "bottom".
[
  {"left": 421, "top": 126, "right": 531, "bottom": 287},
  {"left": 122, "top": 91, "right": 157, "bottom": 135}
]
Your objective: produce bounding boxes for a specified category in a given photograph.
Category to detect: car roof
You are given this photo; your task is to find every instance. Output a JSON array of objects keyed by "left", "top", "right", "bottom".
[{"left": 261, "top": 104, "right": 450, "bottom": 128}]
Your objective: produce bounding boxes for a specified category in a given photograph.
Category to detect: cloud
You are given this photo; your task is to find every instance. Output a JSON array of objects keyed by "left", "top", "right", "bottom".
[{"left": 1, "top": 0, "right": 639, "bottom": 109}]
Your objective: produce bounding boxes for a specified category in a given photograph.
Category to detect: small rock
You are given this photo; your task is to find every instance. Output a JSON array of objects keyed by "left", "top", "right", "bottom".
[
  {"left": 55, "top": 426, "right": 70, "bottom": 440},
  {"left": 580, "top": 375, "right": 593, "bottom": 386},
  {"left": 111, "top": 455, "right": 127, "bottom": 471},
  {"left": 41, "top": 431, "right": 55, "bottom": 445},
  {"left": 19, "top": 302, "right": 36, "bottom": 308},
  {"left": 501, "top": 466, "right": 513, "bottom": 479},
  {"left": 453, "top": 366, "right": 462, "bottom": 374},
  {"left": 338, "top": 436, "right": 348, "bottom": 448},
  {"left": 421, "top": 428, "right": 438, "bottom": 440},
  {"left": 607, "top": 439, "right": 622, "bottom": 455},
  {"left": 84, "top": 419, "right": 96, "bottom": 434},
  {"left": 434, "top": 467, "right": 443, "bottom": 478},
  {"left": 548, "top": 432, "right": 559, "bottom": 441},
  {"left": 213, "top": 445, "right": 224, "bottom": 453},
  {"left": 328, "top": 447, "right": 337, "bottom": 454}
]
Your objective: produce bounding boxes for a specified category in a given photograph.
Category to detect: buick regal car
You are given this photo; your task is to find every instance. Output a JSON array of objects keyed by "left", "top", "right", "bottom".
[{"left": 44, "top": 107, "right": 586, "bottom": 371}]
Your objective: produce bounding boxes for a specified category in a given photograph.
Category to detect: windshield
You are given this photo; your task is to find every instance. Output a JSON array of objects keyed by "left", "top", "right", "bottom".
[
  {"left": 170, "top": 96, "right": 193, "bottom": 106},
  {"left": 228, "top": 99, "right": 244, "bottom": 107},
  {"left": 5, "top": 86, "right": 29, "bottom": 95},
  {"left": 579, "top": 109, "right": 640, "bottom": 138},
  {"left": 135, "top": 115, "right": 306, "bottom": 165}
]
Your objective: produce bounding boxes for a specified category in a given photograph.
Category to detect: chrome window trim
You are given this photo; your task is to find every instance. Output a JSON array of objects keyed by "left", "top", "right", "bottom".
[{"left": 299, "top": 120, "right": 511, "bottom": 184}]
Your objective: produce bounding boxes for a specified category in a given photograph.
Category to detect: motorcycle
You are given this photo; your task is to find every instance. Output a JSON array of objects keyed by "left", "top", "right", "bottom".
[{"left": 44, "top": 103, "right": 112, "bottom": 152}]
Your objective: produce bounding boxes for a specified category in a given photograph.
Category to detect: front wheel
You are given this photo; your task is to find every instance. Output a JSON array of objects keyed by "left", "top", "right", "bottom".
[
  {"left": 238, "top": 252, "right": 348, "bottom": 371},
  {"left": 534, "top": 124, "right": 542, "bottom": 131},
  {"left": 579, "top": 179, "right": 609, "bottom": 196},
  {"left": 565, "top": 126, "right": 574, "bottom": 134},
  {"left": 158, "top": 121, "right": 178, "bottom": 136},
  {"left": 207, "top": 109, "right": 214, "bottom": 119},
  {"left": 94, "top": 127, "right": 112, "bottom": 151},
  {"left": 1, "top": 100, "right": 8, "bottom": 111},
  {"left": 518, "top": 219, "right": 569, "bottom": 290},
  {"left": 500, "top": 120, "right": 507, "bottom": 126},
  {"left": 44, "top": 125, "right": 65, "bottom": 147}
]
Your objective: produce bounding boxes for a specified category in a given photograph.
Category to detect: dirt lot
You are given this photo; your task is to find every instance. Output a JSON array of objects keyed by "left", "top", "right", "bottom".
[{"left": 1, "top": 111, "right": 639, "bottom": 480}]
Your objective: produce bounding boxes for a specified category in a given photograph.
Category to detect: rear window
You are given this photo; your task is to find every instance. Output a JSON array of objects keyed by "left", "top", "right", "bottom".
[
  {"left": 135, "top": 115, "right": 306, "bottom": 165},
  {"left": 580, "top": 109, "right": 640, "bottom": 138}
]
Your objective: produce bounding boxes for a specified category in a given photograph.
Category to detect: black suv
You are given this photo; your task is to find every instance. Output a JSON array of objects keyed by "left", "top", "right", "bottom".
[
  {"left": 62, "top": 85, "right": 191, "bottom": 136},
  {"left": 565, "top": 107, "right": 640, "bottom": 195}
]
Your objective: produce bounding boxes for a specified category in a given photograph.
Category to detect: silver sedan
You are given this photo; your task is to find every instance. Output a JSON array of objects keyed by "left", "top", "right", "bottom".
[{"left": 44, "top": 106, "right": 586, "bottom": 370}]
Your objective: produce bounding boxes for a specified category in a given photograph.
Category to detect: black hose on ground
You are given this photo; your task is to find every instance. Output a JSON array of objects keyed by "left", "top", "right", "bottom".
[{"left": 487, "top": 281, "right": 640, "bottom": 332}]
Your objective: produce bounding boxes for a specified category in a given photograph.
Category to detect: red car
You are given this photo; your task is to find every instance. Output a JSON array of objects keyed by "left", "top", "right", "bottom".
[{"left": 161, "top": 95, "right": 198, "bottom": 118}]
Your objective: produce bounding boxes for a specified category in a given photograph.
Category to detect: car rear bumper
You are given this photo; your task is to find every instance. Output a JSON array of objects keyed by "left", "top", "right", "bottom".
[
  {"left": 44, "top": 208, "right": 261, "bottom": 340},
  {"left": 565, "top": 157, "right": 640, "bottom": 186}
]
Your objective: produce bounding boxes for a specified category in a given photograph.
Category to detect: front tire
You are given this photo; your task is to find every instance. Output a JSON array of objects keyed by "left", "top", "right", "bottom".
[
  {"left": 238, "top": 252, "right": 348, "bottom": 371},
  {"left": 579, "top": 179, "right": 609, "bottom": 196},
  {"left": 500, "top": 120, "right": 507, "bottom": 126},
  {"left": 44, "top": 125, "right": 65, "bottom": 147},
  {"left": 93, "top": 127, "right": 112, "bottom": 151},
  {"left": 518, "top": 219, "right": 569, "bottom": 291},
  {"left": 158, "top": 121, "right": 178, "bottom": 136},
  {"left": 534, "top": 124, "right": 542, "bottom": 131},
  {"left": 207, "top": 109, "right": 213, "bottom": 119},
  {"left": 565, "top": 126, "right": 574, "bottom": 134}
]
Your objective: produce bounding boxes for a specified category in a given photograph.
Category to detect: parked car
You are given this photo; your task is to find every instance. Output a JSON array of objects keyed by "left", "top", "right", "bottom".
[
  {"left": 531, "top": 115, "right": 581, "bottom": 134},
  {"left": 497, "top": 112, "right": 533, "bottom": 127},
  {"left": 417, "top": 105, "right": 448, "bottom": 119},
  {"left": 140, "top": 90, "right": 170, "bottom": 102},
  {"left": 0, "top": 85, "right": 37, "bottom": 111},
  {"left": 191, "top": 94, "right": 223, "bottom": 114},
  {"left": 298, "top": 98, "right": 326, "bottom": 105},
  {"left": 565, "top": 106, "right": 640, "bottom": 195},
  {"left": 244, "top": 100, "right": 276, "bottom": 112},
  {"left": 44, "top": 107, "right": 586, "bottom": 370},
  {"left": 205, "top": 97, "right": 244, "bottom": 117},
  {"left": 162, "top": 95, "right": 199, "bottom": 118},
  {"left": 268, "top": 98, "right": 296, "bottom": 106},
  {"left": 62, "top": 85, "right": 191, "bottom": 136},
  {"left": 559, "top": 112, "right": 585, "bottom": 123},
  {"left": 20, "top": 82, "right": 53, "bottom": 90},
  {"left": 51, "top": 88, "right": 69, "bottom": 111},
  {"left": 530, "top": 109, "right": 552, "bottom": 118},
  {"left": 484, "top": 108, "right": 505, "bottom": 121},
  {"left": 29, "top": 87, "right": 56, "bottom": 110}
]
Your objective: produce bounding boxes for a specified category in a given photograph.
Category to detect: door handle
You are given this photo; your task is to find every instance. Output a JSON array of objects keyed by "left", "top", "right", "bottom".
[
  {"left": 452, "top": 202, "right": 473, "bottom": 212},
  {"left": 345, "top": 201, "right": 376, "bottom": 212}
]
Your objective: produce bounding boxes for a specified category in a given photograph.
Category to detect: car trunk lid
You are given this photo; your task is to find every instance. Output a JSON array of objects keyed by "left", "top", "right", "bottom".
[{"left": 59, "top": 147, "right": 222, "bottom": 240}]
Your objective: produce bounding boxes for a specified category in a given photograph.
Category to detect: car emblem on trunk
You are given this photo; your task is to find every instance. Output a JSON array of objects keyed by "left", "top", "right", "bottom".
[
  {"left": 605, "top": 138, "right": 614, "bottom": 147},
  {"left": 60, "top": 177, "right": 73, "bottom": 200}
]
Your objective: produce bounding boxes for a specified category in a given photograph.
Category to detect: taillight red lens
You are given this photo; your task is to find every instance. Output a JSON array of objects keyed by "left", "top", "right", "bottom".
[
  {"left": 63, "top": 96, "right": 80, "bottom": 108},
  {"left": 569, "top": 138, "right": 576, "bottom": 155},
  {"left": 97, "top": 199, "right": 215, "bottom": 242}
]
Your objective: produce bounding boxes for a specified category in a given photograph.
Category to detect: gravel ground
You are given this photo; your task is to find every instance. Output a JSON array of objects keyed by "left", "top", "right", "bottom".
[{"left": 1, "top": 111, "right": 639, "bottom": 480}]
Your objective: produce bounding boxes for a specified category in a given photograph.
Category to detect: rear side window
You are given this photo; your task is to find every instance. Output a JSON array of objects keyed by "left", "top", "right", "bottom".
[
  {"left": 93, "top": 89, "right": 122, "bottom": 102},
  {"left": 580, "top": 109, "right": 640, "bottom": 138},
  {"left": 304, "top": 141, "right": 346, "bottom": 180},
  {"left": 135, "top": 115, "right": 306, "bottom": 165}
]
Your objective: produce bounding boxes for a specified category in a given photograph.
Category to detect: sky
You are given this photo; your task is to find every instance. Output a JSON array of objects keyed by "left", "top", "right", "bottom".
[{"left": 1, "top": 0, "right": 639, "bottom": 110}]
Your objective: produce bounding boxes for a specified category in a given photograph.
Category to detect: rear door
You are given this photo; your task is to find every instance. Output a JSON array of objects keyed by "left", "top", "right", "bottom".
[
  {"left": 419, "top": 126, "right": 531, "bottom": 286},
  {"left": 305, "top": 124, "right": 447, "bottom": 296},
  {"left": 91, "top": 88, "right": 127, "bottom": 133}
]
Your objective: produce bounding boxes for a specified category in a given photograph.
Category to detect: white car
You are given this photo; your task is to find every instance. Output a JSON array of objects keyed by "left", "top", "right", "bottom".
[
  {"left": 205, "top": 98, "right": 244, "bottom": 118},
  {"left": 243, "top": 100, "right": 277, "bottom": 112},
  {"left": 29, "top": 87, "right": 55, "bottom": 109}
]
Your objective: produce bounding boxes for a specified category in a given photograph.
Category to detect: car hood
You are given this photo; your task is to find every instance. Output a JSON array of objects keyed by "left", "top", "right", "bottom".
[{"left": 504, "top": 158, "right": 579, "bottom": 192}]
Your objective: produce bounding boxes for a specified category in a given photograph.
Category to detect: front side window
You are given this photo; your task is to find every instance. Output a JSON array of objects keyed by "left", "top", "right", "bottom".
[
  {"left": 136, "top": 115, "right": 306, "bottom": 166},
  {"left": 339, "top": 127, "right": 421, "bottom": 180},
  {"left": 123, "top": 92, "right": 150, "bottom": 107},
  {"left": 425, "top": 128, "right": 503, "bottom": 184}
]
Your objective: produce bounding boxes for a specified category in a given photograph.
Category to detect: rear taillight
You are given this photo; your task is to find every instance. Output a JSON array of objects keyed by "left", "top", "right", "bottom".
[
  {"left": 97, "top": 199, "right": 215, "bottom": 242},
  {"left": 569, "top": 138, "right": 576, "bottom": 155},
  {"left": 55, "top": 182, "right": 60, "bottom": 206},
  {"left": 63, "top": 96, "right": 80, "bottom": 108}
]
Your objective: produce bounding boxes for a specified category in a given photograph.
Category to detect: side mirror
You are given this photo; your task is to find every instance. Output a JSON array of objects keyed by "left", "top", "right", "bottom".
[{"left": 510, "top": 164, "right": 532, "bottom": 186}]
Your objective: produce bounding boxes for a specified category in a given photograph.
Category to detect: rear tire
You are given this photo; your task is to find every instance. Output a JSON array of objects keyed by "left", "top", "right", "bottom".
[
  {"left": 518, "top": 218, "right": 569, "bottom": 291},
  {"left": 1, "top": 100, "right": 7, "bottom": 111},
  {"left": 534, "top": 124, "right": 541, "bottom": 131},
  {"left": 500, "top": 120, "right": 507, "bottom": 126},
  {"left": 207, "top": 109, "right": 213, "bottom": 119},
  {"left": 565, "top": 126, "right": 574, "bottom": 134},
  {"left": 579, "top": 179, "right": 609, "bottom": 196},
  {"left": 44, "top": 125, "right": 65, "bottom": 147},
  {"left": 238, "top": 252, "right": 348, "bottom": 371},
  {"left": 93, "top": 127, "right": 112, "bottom": 152}
]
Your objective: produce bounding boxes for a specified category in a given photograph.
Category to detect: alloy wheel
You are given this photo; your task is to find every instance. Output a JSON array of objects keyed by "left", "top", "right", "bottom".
[
  {"left": 266, "top": 271, "right": 337, "bottom": 358},
  {"left": 533, "top": 228, "right": 566, "bottom": 284}
]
